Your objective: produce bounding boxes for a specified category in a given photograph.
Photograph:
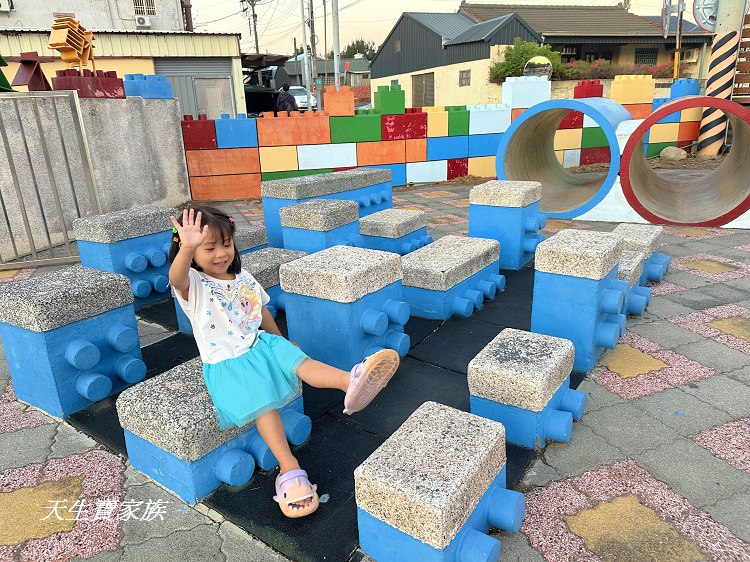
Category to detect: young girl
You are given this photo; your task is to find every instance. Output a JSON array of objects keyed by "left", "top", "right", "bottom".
[{"left": 169, "top": 206, "right": 399, "bottom": 519}]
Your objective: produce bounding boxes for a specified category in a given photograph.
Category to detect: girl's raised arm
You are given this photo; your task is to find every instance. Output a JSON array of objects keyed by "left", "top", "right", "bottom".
[{"left": 169, "top": 208, "right": 207, "bottom": 300}]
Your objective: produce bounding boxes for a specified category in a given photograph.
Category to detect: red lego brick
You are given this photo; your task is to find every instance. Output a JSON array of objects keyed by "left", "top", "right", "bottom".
[
  {"left": 579, "top": 147, "right": 611, "bottom": 165},
  {"left": 182, "top": 115, "right": 218, "bottom": 150},
  {"left": 447, "top": 157, "right": 469, "bottom": 180},
  {"left": 406, "top": 107, "right": 423, "bottom": 113},
  {"left": 51, "top": 71, "right": 125, "bottom": 98},
  {"left": 381, "top": 113, "right": 428, "bottom": 140},
  {"left": 333, "top": 167, "right": 356, "bottom": 171},
  {"left": 557, "top": 111, "right": 584, "bottom": 129},
  {"left": 574, "top": 79, "right": 604, "bottom": 98}
]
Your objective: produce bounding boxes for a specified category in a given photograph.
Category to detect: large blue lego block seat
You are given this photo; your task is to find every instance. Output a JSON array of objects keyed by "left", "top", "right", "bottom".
[
  {"left": 468, "top": 329, "right": 586, "bottom": 449},
  {"left": 355, "top": 401, "right": 525, "bottom": 562},
  {"left": 468, "top": 180, "right": 547, "bottom": 270},
  {"left": 174, "top": 248, "right": 306, "bottom": 335},
  {"left": 280, "top": 199, "right": 363, "bottom": 253},
  {"left": 359, "top": 209, "right": 432, "bottom": 255},
  {"left": 74, "top": 205, "right": 176, "bottom": 308},
  {"left": 401, "top": 235, "right": 505, "bottom": 320},
  {"left": 532, "top": 230, "right": 628, "bottom": 373},
  {"left": 611, "top": 224, "right": 669, "bottom": 285},
  {"left": 0, "top": 267, "right": 145, "bottom": 418},
  {"left": 617, "top": 250, "right": 651, "bottom": 316},
  {"left": 280, "top": 246, "right": 410, "bottom": 370},
  {"left": 261, "top": 168, "right": 393, "bottom": 247},
  {"left": 116, "top": 357, "right": 310, "bottom": 504},
  {"left": 234, "top": 221, "right": 268, "bottom": 254},
  {"left": 123, "top": 74, "right": 173, "bottom": 99}
]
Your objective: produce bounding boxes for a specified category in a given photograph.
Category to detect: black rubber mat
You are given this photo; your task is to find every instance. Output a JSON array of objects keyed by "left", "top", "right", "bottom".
[{"left": 136, "top": 298, "right": 179, "bottom": 330}]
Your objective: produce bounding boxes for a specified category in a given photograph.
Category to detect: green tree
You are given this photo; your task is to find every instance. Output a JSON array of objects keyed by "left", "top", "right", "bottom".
[
  {"left": 325, "top": 38, "right": 376, "bottom": 60},
  {"left": 489, "top": 38, "right": 565, "bottom": 83}
]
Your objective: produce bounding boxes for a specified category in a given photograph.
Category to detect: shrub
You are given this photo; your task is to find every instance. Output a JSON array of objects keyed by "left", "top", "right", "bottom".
[{"left": 489, "top": 38, "right": 564, "bottom": 83}]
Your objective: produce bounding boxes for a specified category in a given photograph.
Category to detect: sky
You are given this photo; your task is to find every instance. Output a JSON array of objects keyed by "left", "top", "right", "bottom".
[{"left": 189, "top": 0, "right": 685, "bottom": 56}]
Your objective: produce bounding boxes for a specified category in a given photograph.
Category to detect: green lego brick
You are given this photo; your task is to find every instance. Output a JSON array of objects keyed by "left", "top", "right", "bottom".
[
  {"left": 0, "top": 55, "right": 13, "bottom": 93},
  {"left": 374, "top": 85, "right": 405, "bottom": 115},
  {"left": 645, "top": 141, "right": 677, "bottom": 158},
  {"left": 330, "top": 115, "right": 382, "bottom": 143},
  {"left": 581, "top": 127, "right": 608, "bottom": 149},
  {"left": 446, "top": 106, "right": 469, "bottom": 136},
  {"left": 261, "top": 169, "right": 333, "bottom": 181}
]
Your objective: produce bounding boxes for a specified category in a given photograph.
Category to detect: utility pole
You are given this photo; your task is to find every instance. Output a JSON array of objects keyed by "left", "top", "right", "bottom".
[
  {"left": 332, "top": 0, "right": 341, "bottom": 89},
  {"left": 182, "top": 0, "right": 193, "bottom": 31},
  {"left": 323, "top": 0, "right": 328, "bottom": 88},
  {"left": 309, "top": 0, "right": 318, "bottom": 96},
  {"left": 241, "top": 0, "right": 260, "bottom": 53},
  {"left": 299, "top": 0, "right": 312, "bottom": 108}
]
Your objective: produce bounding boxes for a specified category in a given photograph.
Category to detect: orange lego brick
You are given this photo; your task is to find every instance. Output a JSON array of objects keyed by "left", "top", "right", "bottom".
[
  {"left": 186, "top": 148, "right": 260, "bottom": 177},
  {"left": 405, "top": 138, "right": 427, "bottom": 162},
  {"left": 624, "top": 104, "right": 653, "bottom": 119},
  {"left": 257, "top": 111, "right": 330, "bottom": 147},
  {"left": 356, "top": 140, "right": 406, "bottom": 166},
  {"left": 190, "top": 173, "right": 261, "bottom": 201},
  {"left": 678, "top": 121, "right": 701, "bottom": 142}
]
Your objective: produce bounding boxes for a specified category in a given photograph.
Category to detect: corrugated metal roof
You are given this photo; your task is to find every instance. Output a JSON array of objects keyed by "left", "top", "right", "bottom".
[
  {"left": 406, "top": 12, "right": 476, "bottom": 39},
  {"left": 0, "top": 27, "right": 238, "bottom": 35},
  {"left": 445, "top": 13, "right": 532, "bottom": 44},
  {"left": 641, "top": 15, "right": 704, "bottom": 34}
]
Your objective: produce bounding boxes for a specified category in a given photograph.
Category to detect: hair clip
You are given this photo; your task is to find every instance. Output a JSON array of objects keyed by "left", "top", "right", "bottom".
[
  {"left": 228, "top": 216, "right": 235, "bottom": 223},
  {"left": 172, "top": 227, "right": 178, "bottom": 234}
]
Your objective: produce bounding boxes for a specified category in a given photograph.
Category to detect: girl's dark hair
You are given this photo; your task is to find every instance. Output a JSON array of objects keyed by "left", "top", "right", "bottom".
[{"left": 168, "top": 205, "right": 242, "bottom": 275}]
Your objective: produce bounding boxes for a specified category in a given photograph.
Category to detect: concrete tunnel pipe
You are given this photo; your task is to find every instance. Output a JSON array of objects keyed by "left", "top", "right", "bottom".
[
  {"left": 495, "top": 98, "right": 632, "bottom": 218},
  {"left": 620, "top": 96, "right": 750, "bottom": 227}
]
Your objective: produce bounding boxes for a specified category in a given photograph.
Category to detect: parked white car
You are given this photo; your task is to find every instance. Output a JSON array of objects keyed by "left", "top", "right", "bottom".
[{"left": 288, "top": 86, "right": 317, "bottom": 110}]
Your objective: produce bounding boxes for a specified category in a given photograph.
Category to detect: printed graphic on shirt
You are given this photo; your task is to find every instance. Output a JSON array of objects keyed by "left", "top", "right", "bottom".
[{"left": 199, "top": 272, "right": 263, "bottom": 338}]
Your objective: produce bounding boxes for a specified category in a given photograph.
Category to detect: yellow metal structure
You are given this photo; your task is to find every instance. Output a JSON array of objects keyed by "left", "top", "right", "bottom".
[{"left": 48, "top": 17, "right": 95, "bottom": 70}]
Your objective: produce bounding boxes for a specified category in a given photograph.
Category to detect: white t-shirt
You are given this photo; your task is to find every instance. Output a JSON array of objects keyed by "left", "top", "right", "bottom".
[{"left": 174, "top": 268, "right": 271, "bottom": 365}]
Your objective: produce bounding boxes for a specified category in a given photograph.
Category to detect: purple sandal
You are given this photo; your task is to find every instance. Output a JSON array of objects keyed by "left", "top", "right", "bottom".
[
  {"left": 273, "top": 469, "right": 319, "bottom": 518},
  {"left": 343, "top": 349, "right": 400, "bottom": 415}
]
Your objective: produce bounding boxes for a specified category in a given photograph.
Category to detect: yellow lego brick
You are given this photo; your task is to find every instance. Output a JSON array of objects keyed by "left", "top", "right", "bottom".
[
  {"left": 428, "top": 112, "right": 449, "bottom": 137},
  {"left": 649, "top": 122, "right": 680, "bottom": 144},
  {"left": 555, "top": 150, "right": 565, "bottom": 165},
  {"left": 259, "top": 146, "right": 298, "bottom": 172},
  {"left": 610, "top": 75, "right": 656, "bottom": 105},
  {"left": 553, "top": 128, "right": 583, "bottom": 151},
  {"left": 681, "top": 106, "right": 704, "bottom": 121},
  {"left": 422, "top": 106, "right": 445, "bottom": 113},
  {"left": 468, "top": 156, "right": 497, "bottom": 178}
]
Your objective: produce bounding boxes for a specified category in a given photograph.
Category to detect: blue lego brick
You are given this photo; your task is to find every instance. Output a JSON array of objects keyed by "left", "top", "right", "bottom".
[
  {"left": 0, "top": 305, "right": 145, "bottom": 418},
  {"left": 281, "top": 222, "right": 363, "bottom": 253},
  {"left": 78, "top": 231, "right": 172, "bottom": 309},
  {"left": 670, "top": 78, "right": 701, "bottom": 99},
  {"left": 215, "top": 113, "right": 259, "bottom": 148},
  {"left": 239, "top": 243, "right": 268, "bottom": 255},
  {"left": 123, "top": 74, "right": 173, "bottom": 99},
  {"left": 623, "top": 283, "right": 651, "bottom": 316},
  {"left": 362, "top": 164, "right": 406, "bottom": 186},
  {"left": 262, "top": 181, "right": 393, "bottom": 247},
  {"left": 124, "top": 396, "right": 307, "bottom": 503},
  {"left": 652, "top": 98, "right": 680, "bottom": 123},
  {"left": 427, "top": 136, "right": 469, "bottom": 160},
  {"left": 531, "top": 267, "right": 628, "bottom": 372},
  {"left": 638, "top": 250, "right": 669, "bottom": 285},
  {"left": 470, "top": 376, "right": 586, "bottom": 449},
  {"left": 361, "top": 227, "right": 431, "bottom": 255},
  {"left": 468, "top": 202, "right": 546, "bottom": 270},
  {"left": 284, "top": 281, "right": 410, "bottom": 370},
  {"left": 358, "top": 467, "right": 525, "bottom": 562},
  {"left": 402, "top": 263, "right": 505, "bottom": 320},
  {"left": 468, "top": 133, "right": 503, "bottom": 158}
]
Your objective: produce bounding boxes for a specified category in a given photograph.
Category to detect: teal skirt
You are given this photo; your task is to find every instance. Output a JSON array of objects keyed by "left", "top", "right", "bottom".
[{"left": 203, "top": 332, "right": 308, "bottom": 430}]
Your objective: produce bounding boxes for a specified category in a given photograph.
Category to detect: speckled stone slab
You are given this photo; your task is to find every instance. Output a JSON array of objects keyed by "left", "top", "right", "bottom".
[
  {"left": 279, "top": 199, "right": 359, "bottom": 231},
  {"left": 234, "top": 221, "right": 268, "bottom": 251},
  {"left": 241, "top": 248, "right": 307, "bottom": 288},
  {"left": 468, "top": 329, "right": 574, "bottom": 412},
  {"left": 359, "top": 209, "right": 426, "bottom": 238},
  {"left": 354, "top": 401, "right": 506, "bottom": 549},
  {"left": 73, "top": 205, "right": 177, "bottom": 243},
  {"left": 469, "top": 180, "right": 542, "bottom": 208},
  {"left": 116, "top": 358, "right": 302, "bottom": 461},
  {"left": 617, "top": 250, "right": 645, "bottom": 286},
  {"left": 611, "top": 223, "right": 663, "bottom": 255},
  {"left": 261, "top": 168, "right": 391, "bottom": 200},
  {"left": 279, "top": 246, "right": 402, "bottom": 303},
  {"left": 0, "top": 267, "right": 134, "bottom": 332},
  {"left": 535, "top": 229, "right": 622, "bottom": 280},
  {"left": 401, "top": 235, "right": 499, "bottom": 291}
]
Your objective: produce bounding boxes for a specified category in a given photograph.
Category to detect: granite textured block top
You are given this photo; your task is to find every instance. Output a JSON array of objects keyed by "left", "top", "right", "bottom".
[
  {"left": 468, "top": 328, "right": 574, "bottom": 412},
  {"left": 535, "top": 229, "right": 622, "bottom": 280},
  {"left": 611, "top": 223, "right": 663, "bottom": 255},
  {"left": 261, "top": 168, "right": 391, "bottom": 200},
  {"left": 279, "top": 199, "right": 359, "bottom": 231},
  {"left": 241, "top": 248, "right": 307, "bottom": 289},
  {"left": 116, "top": 358, "right": 301, "bottom": 461},
  {"left": 354, "top": 401, "right": 507, "bottom": 549},
  {"left": 279, "top": 246, "right": 402, "bottom": 303},
  {"left": 469, "top": 180, "right": 542, "bottom": 208},
  {"left": 73, "top": 205, "right": 177, "bottom": 243},
  {"left": 0, "top": 267, "right": 134, "bottom": 332},
  {"left": 359, "top": 209, "right": 426, "bottom": 238},
  {"left": 617, "top": 250, "right": 645, "bottom": 286},
  {"left": 401, "top": 235, "right": 499, "bottom": 291},
  {"left": 234, "top": 221, "right": 268, "bottom": 251}
]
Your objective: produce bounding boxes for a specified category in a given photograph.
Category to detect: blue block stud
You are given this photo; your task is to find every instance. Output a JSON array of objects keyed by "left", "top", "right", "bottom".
[
  {"left": 65, "top": 339, "right": 101, "bottom": 370},
  {"left": 76, "top": 372, "right": 113, "bottom": 401},
  {"left": 215, "top": 449, "right": 256, "bottom": 487}
]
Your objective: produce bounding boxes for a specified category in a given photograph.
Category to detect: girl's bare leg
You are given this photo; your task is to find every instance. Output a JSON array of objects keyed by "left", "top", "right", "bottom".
[{"left": 296, "top": 358, "right": 349, "bottom": 392}]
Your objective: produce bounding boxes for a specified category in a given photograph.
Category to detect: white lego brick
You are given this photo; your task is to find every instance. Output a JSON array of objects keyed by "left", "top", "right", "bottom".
[
  {"left": 615, "top": 119, "right": 644, "bottom": 154},
  {"left": 501, "top": 76, "right": 551, "bottom": 109},
  {"left": 406, "top": 160, "right": 448, "bottom": 183},
  {"left": 297, "top": 143, "right": 357, "bottom": 170},
  {"left": 468, "top": 104, "right": 512, "bottom": 134},
  {"left": 563, "top": 149, "right": 581, "bottom": 168},
  {"left": 583, "top": 114, "right": 599, "bottom": 128}
]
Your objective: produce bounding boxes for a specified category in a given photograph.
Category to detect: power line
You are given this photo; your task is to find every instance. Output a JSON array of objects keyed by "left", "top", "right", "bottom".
[{"left": 194, "top": 10, "right": 242, "bottom": 25}]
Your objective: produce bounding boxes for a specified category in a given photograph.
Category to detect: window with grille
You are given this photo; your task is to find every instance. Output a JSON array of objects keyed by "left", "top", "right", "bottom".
[
  {"left": 635, "top": 48, "right": 658, "bottom": 66},
  {"left": 134, "top": 0, "right": 157, "bottom": 16},
  {"left": 459, "top": 70, "right": 471, "bottom": 87},
  {"left": 394, "top": 40, "right": 401, "bottom": 53}
]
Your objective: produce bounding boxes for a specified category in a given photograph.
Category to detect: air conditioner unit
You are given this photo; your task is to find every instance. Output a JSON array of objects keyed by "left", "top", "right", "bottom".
[
  {"left": 0, "top": 0, "right": 14, "bottom": 13},
  {"left": 135, "top": 16, "right": 152, "bottom": 28},
  {"left": 682, "top": 48, "right": 699, "bottom": 63}
]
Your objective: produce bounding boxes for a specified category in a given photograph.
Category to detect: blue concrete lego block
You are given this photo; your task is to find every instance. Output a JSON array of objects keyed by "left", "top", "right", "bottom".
[
  {"left": 468, "top": 133, "right": 503, "bottom": 158},
  {"left": 78, "top": 231, "right": 172, "bottom": 308},
  {"left": 469, "top": 202, "right": 546, "bottom": 270},
  {"left": 623, "top": 282, "right": 652, "bottom": 316},
  {"left": 262, "top": 181, "right": 392, "bottom": 247},
  {"left": 358, "top": 467, "right": 524, "bottom": 562},
  {"left": 215, "top": 113, "right": 259, "bottom": 148},
  {"left": 240, "top": 243, "right": 268, "bottom": 255},
  {"left": 670, "top": 78, "right": 701, "bottom": 99},
  {"left": 123, "top": 74, "right": 173, "bottom": 99},
  {"left": 427, "top": 136, "right": 469, "bottom": 160},
  {"left": 0, "top": 305, "right": 145, "bottom": 418},
  {"left": 470, "top": 376, "right": 585, "bottom": 449},
  {"left": 281, "top": 222, "right": 363, "bottom": 253},
  {"left": 362, "top": 164, "right": 406, "bottom": 186},
  {"left": 531, "top": 267, "right": 627, "bottom": 372},
  {"left": 638, "top": 250, "right": 670, "bottom": 285},
  {"left": 402, "top": 263, "right": 505, "bottom": 320},
  {"left": 652, "top": 98, "right": 680, "bottom": 123},
  {"left": 285, "top": 281, "right": 410, "bottom": 370},
  {"left": 124, "top": 396, "right": 307, "bottom": 503},
  {"left": 361, "top": 227, "right": 431, "bottom": 255}
]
